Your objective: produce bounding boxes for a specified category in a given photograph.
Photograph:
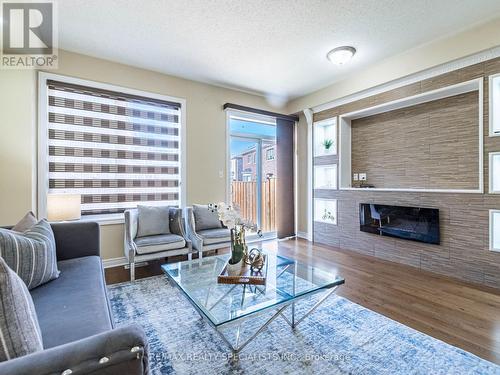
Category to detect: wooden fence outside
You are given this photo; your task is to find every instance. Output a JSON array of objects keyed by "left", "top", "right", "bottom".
[{"left": 231, "top": 178, "right": 276, "bottom": 232}]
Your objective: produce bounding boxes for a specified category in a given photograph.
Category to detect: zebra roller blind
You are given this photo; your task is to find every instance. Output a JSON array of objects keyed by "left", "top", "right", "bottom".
[{"left": 46, "top": 79, "right": 182, "bottom": 216}]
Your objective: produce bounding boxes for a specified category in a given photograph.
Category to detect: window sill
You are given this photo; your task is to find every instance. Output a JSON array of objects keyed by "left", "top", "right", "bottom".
[{"left": 79, "top": 214, "right": 125, "bottom": 226}]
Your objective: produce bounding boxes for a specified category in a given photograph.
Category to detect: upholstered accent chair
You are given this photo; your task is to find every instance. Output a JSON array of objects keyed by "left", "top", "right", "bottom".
[
  {"left": 185, "top": 205, "right": 232, "bottom": 259},
  {"left": 124, "top": 206, "right": 192, "bottom": 281}
]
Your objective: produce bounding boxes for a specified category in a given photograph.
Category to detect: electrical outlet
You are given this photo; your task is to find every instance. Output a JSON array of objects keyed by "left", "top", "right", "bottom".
[
  {"left": 359, "top": 173, "right": 367, "bottom": 181},
  {"left": 219, "top": 170, "right": 224, "bottom": 178},
  {"left": 353, "top": 173, "right": 359, "bottom": 181}
]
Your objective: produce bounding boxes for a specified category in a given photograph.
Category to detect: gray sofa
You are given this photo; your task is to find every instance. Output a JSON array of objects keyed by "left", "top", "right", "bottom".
[{"left": 0, "top": 221, "right": 149, "bottom": 375}]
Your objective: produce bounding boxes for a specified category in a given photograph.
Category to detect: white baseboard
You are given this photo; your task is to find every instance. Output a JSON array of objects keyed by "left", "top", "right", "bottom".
[
  {"left": 297, "top": 231, "right": 312, "bottom": 241},
  {"left": 102, "top": 256, "right": 128, "bottom": 269}
]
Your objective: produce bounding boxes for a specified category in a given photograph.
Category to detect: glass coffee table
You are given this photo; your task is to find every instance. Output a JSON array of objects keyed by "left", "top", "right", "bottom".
[{"left": 161, "top": 252, "right": 344, "bottom": 354}]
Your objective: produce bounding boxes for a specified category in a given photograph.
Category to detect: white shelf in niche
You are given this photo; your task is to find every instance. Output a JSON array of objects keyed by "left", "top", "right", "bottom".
[
  {"left": 489, "top": 210, "right": 500, "bottom": 252},
  {"left": 314, "top": 118, "right": 337, "bottom": 157},
  {"left": 489, "top": 152, "right": 500, "bottom": 193},
  {"left": 314, "top": 164, "right": 337, "bottom": 189},
  {"left": 314, "top": 198, "right": 337, "bottom": 225}
]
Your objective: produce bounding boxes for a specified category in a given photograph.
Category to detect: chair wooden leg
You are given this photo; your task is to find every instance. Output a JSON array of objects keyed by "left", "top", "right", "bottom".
[
  {"left": 188, "top": 253, "right": 192, "bottom": 261},
  {"left": 130, "top": 261, "right": 135, "bottom": 282},
  {"left": 199, "top": 251, "right": 203, "bottom": 259}
]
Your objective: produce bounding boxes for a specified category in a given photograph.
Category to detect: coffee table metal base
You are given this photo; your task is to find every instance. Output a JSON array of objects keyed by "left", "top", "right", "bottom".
[{"left": 210, "top": 285, "right": 341, "bottom": 355}]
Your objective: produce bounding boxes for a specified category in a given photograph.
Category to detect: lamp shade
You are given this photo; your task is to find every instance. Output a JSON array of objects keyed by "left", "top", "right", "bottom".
[{"left": 47, "top": 194, "right": 81, "bottom": 221}]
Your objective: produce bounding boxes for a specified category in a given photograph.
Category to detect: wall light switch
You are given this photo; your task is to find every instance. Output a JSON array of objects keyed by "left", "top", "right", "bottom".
[
  {"left": 359, "top": 173, "right": 367, "bottom": 181},
  {"left": 219, "top": 170, "right": 224, "bottom": 178},
  {"left": 353, "top": 173, "right": 359, "bottom": 181}
]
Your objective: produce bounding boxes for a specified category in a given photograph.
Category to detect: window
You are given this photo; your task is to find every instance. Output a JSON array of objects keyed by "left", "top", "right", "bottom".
[
  {"left": 38, "top": 73, "right": 185, "bottom": 219},
  {"left": 266, "top": 148, "right": 275, "bottom": 160}
]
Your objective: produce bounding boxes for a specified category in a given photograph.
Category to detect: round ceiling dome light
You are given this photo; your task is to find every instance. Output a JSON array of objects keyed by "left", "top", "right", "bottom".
[{"left": 327, "top": 46, "right": 356, "bottom": 65}]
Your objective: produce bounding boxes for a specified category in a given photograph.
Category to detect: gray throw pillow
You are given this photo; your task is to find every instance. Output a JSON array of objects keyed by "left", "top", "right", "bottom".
[
  {"left": 137, "top": 205, "right": 171, "bottom": 238},
  {"left": 12, "top": 211, "right": 37, "bottom": 232},
  {"left": 0, "top": 256, "right": 43, "bottom": 362},
  {"left": 0, "top": 220, "right": 60, "bottom": 290},
  {"left": 193, "top": 204, "right": 222, "bottom": 231}
]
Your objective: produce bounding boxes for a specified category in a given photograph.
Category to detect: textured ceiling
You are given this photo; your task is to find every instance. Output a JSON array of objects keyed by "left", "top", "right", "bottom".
[{"left": 56, "top": 0, "right": 500, "bottom": 103}]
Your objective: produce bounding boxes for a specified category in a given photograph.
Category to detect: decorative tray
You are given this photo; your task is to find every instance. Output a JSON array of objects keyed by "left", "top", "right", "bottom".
[{"left": 217, "top": 256, "right": 267, "bottom": 285}]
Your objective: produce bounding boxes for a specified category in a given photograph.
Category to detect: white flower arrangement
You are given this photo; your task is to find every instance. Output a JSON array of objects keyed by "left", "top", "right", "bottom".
[
  {"left": 208, "top": 202, "right": 259, "bottom": 233},
  {"left": 208, "top": 202, "right": 262, "bottom": 267}
]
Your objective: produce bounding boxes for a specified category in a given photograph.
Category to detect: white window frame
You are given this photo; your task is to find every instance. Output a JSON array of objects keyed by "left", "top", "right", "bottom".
[
  {"left": 37, "top": 72, "right": 187, "bottom": 224},
  {"left": 266, "top": 147, "right": 275, "bottom": 160}
]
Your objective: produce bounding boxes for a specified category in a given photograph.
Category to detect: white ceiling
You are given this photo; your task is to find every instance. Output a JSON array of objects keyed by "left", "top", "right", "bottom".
[{"left": 57, "top": 0, "right": 500, "bottom": 104}]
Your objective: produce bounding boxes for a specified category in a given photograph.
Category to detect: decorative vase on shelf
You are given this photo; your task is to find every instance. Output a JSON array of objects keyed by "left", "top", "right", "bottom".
[{"left": 227, "top": 224, "right": 248, "bottom": 276}]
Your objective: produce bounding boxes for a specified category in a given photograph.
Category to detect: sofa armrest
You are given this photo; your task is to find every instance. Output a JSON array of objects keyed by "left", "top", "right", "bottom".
[
  {"left": 51, "top": 221, "right": 101, "bottom": 261},
  {"left": 184, "top": 207, "right": 203, "bottom": 251},
  {"left": 124, "top": 210, "right": 138, "bottom": 262},
  {"left": 0, "top": 324, "right": 148, "bottom": 375}
]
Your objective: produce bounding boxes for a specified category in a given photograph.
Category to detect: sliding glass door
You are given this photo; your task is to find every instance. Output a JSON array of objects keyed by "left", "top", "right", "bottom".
[{"left": 229, "top": 114, "right": 277, "bottom": 236}]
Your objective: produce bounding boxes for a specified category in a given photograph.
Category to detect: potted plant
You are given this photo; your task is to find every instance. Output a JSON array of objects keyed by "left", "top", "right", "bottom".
[
  {"left": 322, "top": 139, "right": 334, "bottom": 152},
  {"left": 208, "top": 203, "right": 259, "bottom": 275}
]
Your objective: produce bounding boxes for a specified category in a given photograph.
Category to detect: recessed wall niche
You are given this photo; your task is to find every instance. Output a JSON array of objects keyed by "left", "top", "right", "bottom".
[
  {"left": 489, "top": 152, "right": 500, "bottom": 193},
  {"left": 489, "top": 210, "right": 500, "bottom": 252},
  {"left": 489, "top": 73, "right": 500, "bottom": 136},
  {"left": 314, "top": 164, "right": 337, "bottom": 190},
  {"left": 314, "top": 118, "right": 337, "bottom": 157},
  {"left": 314, "top": 198, "right": 337, "bottom": 225},
  {"left": 338, "top": 79, "right": 483, "bottom": 192}
]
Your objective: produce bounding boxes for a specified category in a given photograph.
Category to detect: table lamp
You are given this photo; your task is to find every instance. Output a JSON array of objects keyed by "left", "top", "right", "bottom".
[{"left": 47, "top": 194, "right": 81, "bottom": 221}]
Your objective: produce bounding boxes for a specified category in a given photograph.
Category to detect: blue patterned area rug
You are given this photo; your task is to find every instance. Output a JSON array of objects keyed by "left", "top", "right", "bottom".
[{"left": 108, "top": 276, "right": 500, "bottom": 375}]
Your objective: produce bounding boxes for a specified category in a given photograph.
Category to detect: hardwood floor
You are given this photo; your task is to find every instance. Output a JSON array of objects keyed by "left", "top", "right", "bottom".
[{"left": 105, "top": 238, "right": 500, "bottom": 365}]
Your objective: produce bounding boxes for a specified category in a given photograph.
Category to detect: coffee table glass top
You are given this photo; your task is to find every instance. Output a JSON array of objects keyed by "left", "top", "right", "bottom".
[{"left": 161, "top": 253, "right": 344, "bottom": 327}]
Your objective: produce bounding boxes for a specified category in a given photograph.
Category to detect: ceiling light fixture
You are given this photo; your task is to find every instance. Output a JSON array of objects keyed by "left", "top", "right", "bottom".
[{"left": 327, "top": 46, "right": 356, "bottom": 65}]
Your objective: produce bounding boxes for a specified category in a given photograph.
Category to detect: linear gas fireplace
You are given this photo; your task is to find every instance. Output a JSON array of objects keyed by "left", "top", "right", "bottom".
[{"left": 359, "top": 204, "right": 440, "bottom": 245}]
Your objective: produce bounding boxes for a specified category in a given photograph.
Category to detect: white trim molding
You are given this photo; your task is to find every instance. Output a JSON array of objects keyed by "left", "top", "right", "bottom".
[
  {"left": 303, "top": 108, "right": 314, "bottom": 242},
  {"left": 296, "top": 231, "right": 311, "bottom": 241},
  {"left": 37, "top": 72, "right": 187, "bottom": 219}
]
